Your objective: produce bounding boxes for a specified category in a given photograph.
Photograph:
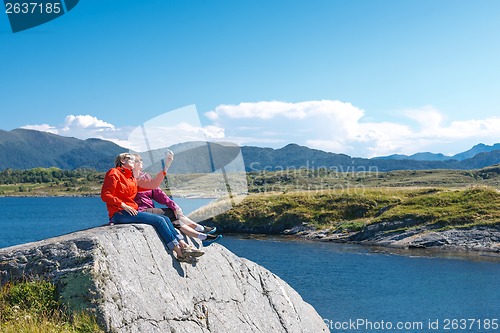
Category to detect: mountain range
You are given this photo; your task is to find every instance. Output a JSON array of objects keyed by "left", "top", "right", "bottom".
[
  {"left": 0, "top": 129, "right": 124, "bottom": 171},
  {"left": 375, "top": 143, "right": 500, "bottom": 161},
  {"left": 1, "top": 128, "right": 500, "bottom": 172}
]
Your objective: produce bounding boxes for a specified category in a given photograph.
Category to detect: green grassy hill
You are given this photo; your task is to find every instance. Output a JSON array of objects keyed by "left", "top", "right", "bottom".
[{"left": 199, "top": 186, "right": 500, "bottom": 235}]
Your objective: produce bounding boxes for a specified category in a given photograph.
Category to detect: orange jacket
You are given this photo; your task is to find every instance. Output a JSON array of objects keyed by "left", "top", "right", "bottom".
[
  {"left": 101, "top": 167, "right": 138, "bottom": 218},
  {"left": 101, "top": 167, "right": 166, "bottom": 218}
]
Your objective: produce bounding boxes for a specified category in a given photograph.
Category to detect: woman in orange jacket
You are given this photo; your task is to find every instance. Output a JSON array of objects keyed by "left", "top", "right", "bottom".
[{"left": 101, "top": 153, "right": 203, "bottom": 262}]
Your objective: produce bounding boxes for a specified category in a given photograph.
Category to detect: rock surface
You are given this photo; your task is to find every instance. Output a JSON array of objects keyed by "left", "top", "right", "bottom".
[
  {"left": 0, "top": 224, "right": 327, "bottom": 333},
  {"left": 285, "top": 223, "right": 500, "bottom": 254}
]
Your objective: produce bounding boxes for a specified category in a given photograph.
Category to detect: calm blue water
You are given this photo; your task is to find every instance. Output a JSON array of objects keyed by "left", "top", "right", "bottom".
[
  {"left": 220, "top": 236, "right": 500, "bottom": 332},
  {"left": 0, "top": 196, "right": 212, "bottom": 248},
  {"left": 1, "top": 197, "right": 499, "bottom": 332}
]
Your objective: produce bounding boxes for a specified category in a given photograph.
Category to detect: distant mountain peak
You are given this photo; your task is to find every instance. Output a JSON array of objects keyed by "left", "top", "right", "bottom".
[
  {"left": 279, "top": 143, "right": 304, "bottom": 150},
  {"left": 453, "top": 143, "right": 500, "bottom": 161},
  {"left": 375, "top": 143, "right": 500, "bottom": 162}
]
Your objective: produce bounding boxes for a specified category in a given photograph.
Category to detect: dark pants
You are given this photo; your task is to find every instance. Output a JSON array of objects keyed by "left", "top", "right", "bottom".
[{"left": 142, "top": 207, "right": 181, "bottom": 228}]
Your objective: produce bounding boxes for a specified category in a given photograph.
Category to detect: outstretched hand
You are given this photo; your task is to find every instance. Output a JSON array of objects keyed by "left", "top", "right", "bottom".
[{"left": 164, "top": 150, "right": 174, "bottom": 169}]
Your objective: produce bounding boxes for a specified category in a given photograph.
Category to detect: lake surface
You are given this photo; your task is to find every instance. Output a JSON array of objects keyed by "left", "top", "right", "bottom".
[
  {"left": 220, "top": 235, "right": 500, "bottom": 332},
  {"left": 0, "top": 196, "right": 212, "bottom": 248},
  {"left": 1, "top": 197, "right": 499, "bottom": 332}
]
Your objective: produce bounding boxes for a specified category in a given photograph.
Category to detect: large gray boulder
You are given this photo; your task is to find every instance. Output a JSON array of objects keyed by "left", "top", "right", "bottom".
[{"left": 0, "top": 224, "right": 327, "bottom": 333}]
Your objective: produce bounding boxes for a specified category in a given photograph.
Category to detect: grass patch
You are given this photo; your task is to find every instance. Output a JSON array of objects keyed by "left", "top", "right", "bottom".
[
  {"left": 336, "top": 220, "right": 367, "bottom": 232},
  {"left": 375, "top": 186, "right": 500, "bottom": 227},
  {"left": 206, "top": 188, "right": 403, "bottom": 232},
  {"left": 202, "top": 186, "right": 500, "bottom": 233},
  {"left": 0, "top": 279, "right": 103, "bottom": 333}
]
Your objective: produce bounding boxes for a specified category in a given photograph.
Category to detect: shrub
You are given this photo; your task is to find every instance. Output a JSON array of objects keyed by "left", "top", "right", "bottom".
[
  {"left": 0, "top": 280, "right": 103, "bottom": 333},
  {"left": 2, "top": 280, "right": 59, "bottom": 318}
]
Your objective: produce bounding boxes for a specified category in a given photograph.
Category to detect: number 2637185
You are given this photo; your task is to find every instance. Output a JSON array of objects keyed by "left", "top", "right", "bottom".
[{"left": 5, "top": 2, "right": 62, "bottom": 14}]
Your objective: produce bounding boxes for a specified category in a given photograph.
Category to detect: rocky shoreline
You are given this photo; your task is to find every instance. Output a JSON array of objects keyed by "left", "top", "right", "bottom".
[{"left": 283, "top": 223, "right": 500, "bottom": 256}]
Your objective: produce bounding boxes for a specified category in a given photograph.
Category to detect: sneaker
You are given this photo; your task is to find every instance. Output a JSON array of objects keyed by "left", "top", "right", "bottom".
[
  {"left": 203, "top": 226, "right": 217, "bottom": 234},
  {"left": 176, "top": 254, "right": 194, "bottom": 263},
  {"left": 182, "top": 246, "right": 205, "bottom": 257},
  {"left": 203, "top": 234, "right": 222, "bottom": 246}
]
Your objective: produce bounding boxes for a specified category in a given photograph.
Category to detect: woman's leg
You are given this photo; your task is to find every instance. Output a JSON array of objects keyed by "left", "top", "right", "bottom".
[
  {"left": 111, "top": 211, "right": 180, "bottom": 251},
  {"left": 161, "top": 214, "right": 184, "bottom": 242},
  {"left": 143, "top": 208, "right": 205, "bottom": 241},
  {"left": 149, "top": 207, "right": 215, "bottom": 234},
  {"left": 178, "top": 215, "right": 200, "bottom": 229},
  {"left": 179, "top": 224, "right": 203, "bottom": 238},
  {"left": 134, "top": 210, "right": 204, "bottom": 256}
]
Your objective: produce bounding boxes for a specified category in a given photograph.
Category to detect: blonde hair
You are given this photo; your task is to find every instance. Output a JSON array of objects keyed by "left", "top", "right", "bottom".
[
  {"left": 114, "top": 153, "right": 134, "bottom": 167},
  {"left": 131, "top": 153, "right": 142, "bottom": 162}
]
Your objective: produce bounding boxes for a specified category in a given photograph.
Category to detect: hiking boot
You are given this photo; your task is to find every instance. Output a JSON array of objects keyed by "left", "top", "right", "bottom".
[{"left": 182, "top": 246, "right": 205, "bottom": 257}]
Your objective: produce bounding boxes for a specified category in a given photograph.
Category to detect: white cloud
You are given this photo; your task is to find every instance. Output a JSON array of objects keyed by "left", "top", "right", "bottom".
[
  {"left": 22, "top": 114, "right": 226, "bottom": 151},
  {"left": 205, "top": 100, "right": 500, "bottom": 157},
  {"left": 62, "top": 115, "right": 115, "bottom": 130},
  {"left": 441, "top": 118, "right": 500, "bottom": 139},
  {"left": 405, "top": 106, "right": 445, "bottom": 129},
  {"left": 203, "top": 125, "right": 225, "bottom": 139},
  {"left": 209, "top": 100, "right": 363, "bottom": 121},
  {"left": 23, "top": 115, "right": 131, "bottom": 148},
  {"left": 128, "top": 122, "right": 226, "bottom": 152},
  {"left": 22, "top": 124, "right": 59, "bottom": 134}
]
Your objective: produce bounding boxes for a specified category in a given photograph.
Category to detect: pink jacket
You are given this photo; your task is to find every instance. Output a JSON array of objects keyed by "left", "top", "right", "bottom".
[{"left": 135, "top": 172, "right": 179, "bottom": 211}]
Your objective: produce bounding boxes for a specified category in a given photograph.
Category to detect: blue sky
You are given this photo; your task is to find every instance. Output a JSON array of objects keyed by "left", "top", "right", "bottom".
[{"left": 1, "top": 0, "right": 500, "bottom": 157}]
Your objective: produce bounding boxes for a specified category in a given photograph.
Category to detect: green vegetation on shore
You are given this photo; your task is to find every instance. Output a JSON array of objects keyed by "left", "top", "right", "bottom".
[
  {"left": 1, "top": 164, "right": 500, "bottom": 196},
  {"left": 188, "top": 164, "right": 500, "bottom": 234},
  {"left": 0, "top": 279, "right": 103, "bottom": 333},
  {"left": 0, "top": 168, "right": 104, "bottom": 196},
  {"left": 245, "top": 164, "right": 500, "bottom": 193},
  {"left": 201, "top": 186, "right": 500, "bottom": 234}
]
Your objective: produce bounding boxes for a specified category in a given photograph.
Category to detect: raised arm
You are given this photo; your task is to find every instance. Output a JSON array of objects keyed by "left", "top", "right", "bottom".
[
  {"left": 137, "top": 170, "right": 166, "bottom": 189},
  {"left": 151, "top": 187, "right": 179, "bottom": 210},
  {"left": 137, "top": 150, "right": 174, "bottom": 189}
]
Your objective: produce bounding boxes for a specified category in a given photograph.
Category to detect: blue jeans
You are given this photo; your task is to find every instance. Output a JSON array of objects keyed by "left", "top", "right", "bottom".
[{"left": 110, "top": 210, "right": 183, "bottom": 250}]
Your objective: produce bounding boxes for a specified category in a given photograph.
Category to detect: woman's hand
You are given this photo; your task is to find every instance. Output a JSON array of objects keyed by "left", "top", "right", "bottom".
[
  {"left": 121, "top": 203, "right": 138, "bottom": 216},
  {"left": 164, "top": 150, "right": 174, "bottom": 169}
]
